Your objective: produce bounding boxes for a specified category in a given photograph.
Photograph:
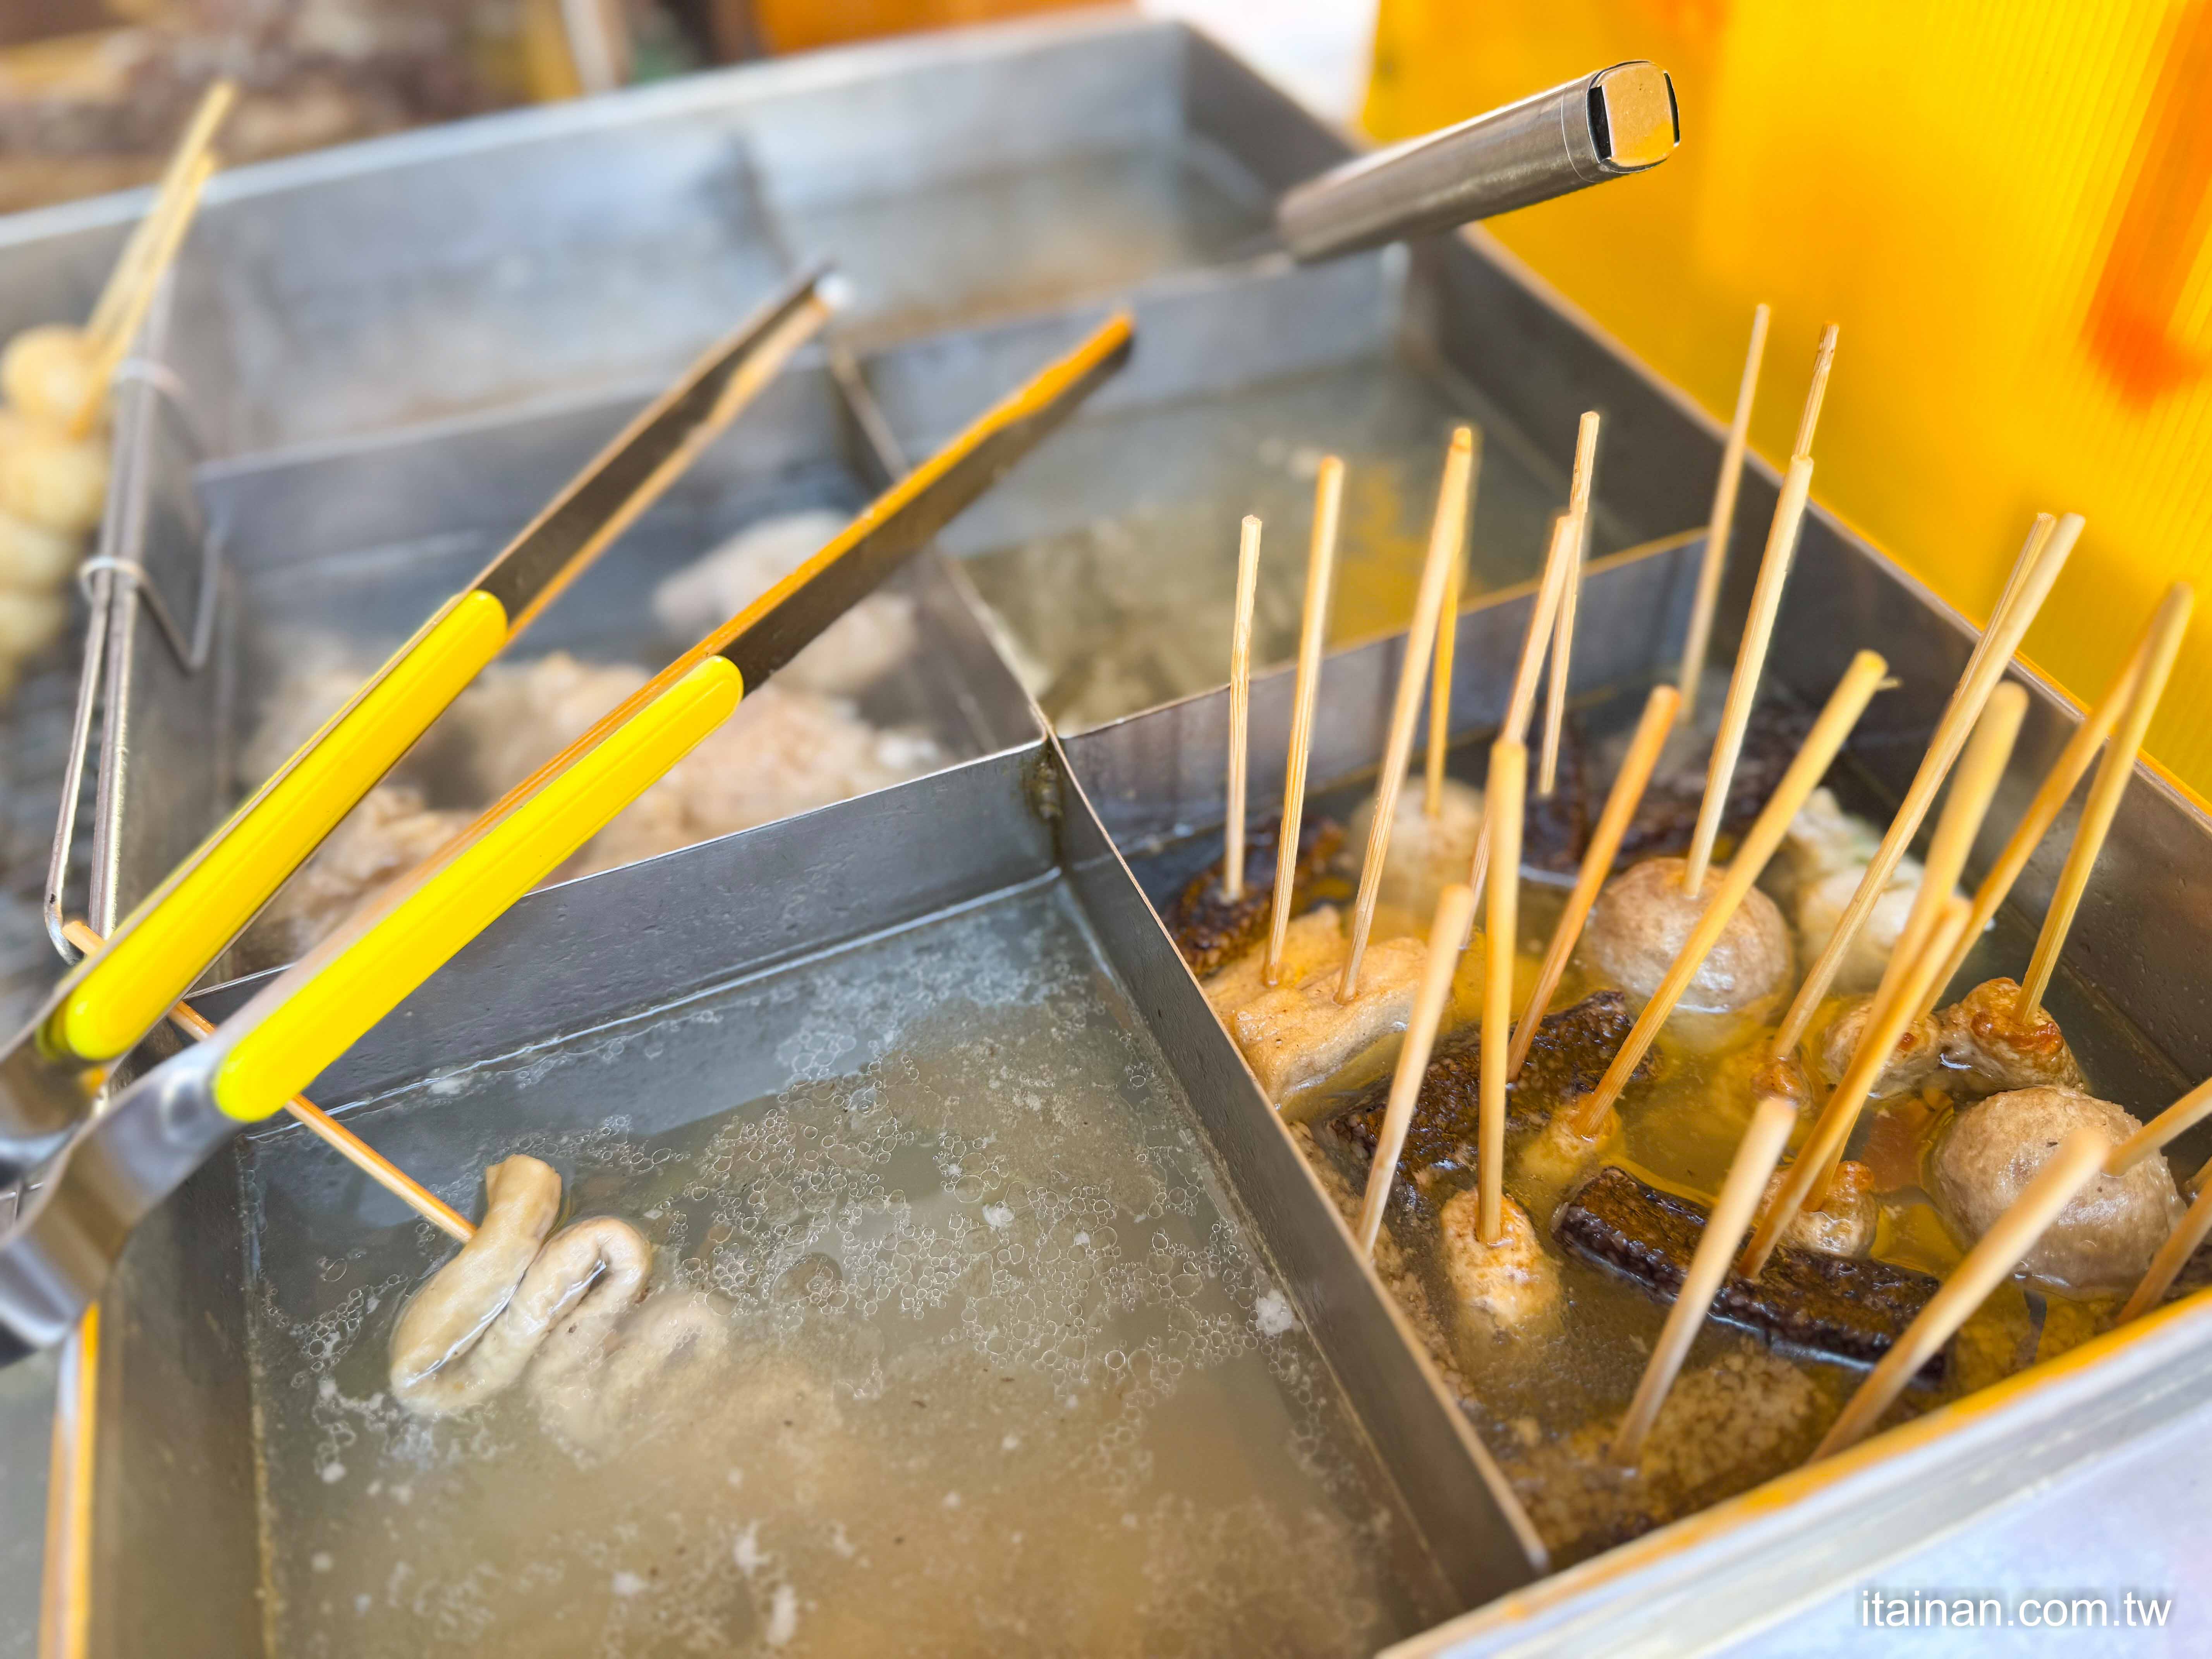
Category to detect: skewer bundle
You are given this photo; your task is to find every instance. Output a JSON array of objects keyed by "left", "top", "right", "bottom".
[{"left": 0, "top": 82, "right": 232, "bottom": 701}]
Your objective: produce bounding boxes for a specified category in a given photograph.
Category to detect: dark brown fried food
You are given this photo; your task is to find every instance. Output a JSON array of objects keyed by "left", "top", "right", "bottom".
[
  {"left": 1522, "top": 725, "right": 1587, "bottom": 873},
  {"left": 1164, "top": 816, "right": 1344, "bottom": 977},
  {"left": 1554, "top": 1166, "right": 1946, "bottom": 1381},
  {"left": 1334, "top": 991, "right": 1654, "bottom": 1173},
  {"left": 1614, "top": 701, "right": 1816, "bottom": 869}
]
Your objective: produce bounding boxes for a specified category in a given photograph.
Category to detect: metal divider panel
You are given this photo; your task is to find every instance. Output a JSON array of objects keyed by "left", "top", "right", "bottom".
[{"left": 1048, "top": 729, "right": 1548, "bottom": 1606}]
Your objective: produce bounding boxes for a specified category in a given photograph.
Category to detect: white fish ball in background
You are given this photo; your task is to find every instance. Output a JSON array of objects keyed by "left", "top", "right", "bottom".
[
  {"left": 0, "top": 586, "right": 67, "bottom": 658},
  {"left": 0, "top": 426, "right": 109, "bottom": 535},
  {"left": 0, "top": 508, "right": 78, "bottom": 592},
  {"left": 2, "top": 325, "right": 101, "bottom": 430}
]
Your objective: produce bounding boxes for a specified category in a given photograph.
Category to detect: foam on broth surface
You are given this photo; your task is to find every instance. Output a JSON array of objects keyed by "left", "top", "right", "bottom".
[{"left": 239, "top": 879, "right": 1451, "bottom": 1656}]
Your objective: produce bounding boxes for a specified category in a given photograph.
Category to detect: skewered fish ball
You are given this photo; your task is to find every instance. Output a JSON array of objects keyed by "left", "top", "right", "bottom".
[
  {"left": 0, "top": 507, "right": 78, "bottom": 592},
  {"left": 1346, "top": 774, "right": 1485, "bottom": 918},
  {"left": 0, "top": 586, "right": 66, "bottom": 659},
  {"left": 1933, "top": 1087, "right": 2183, "bottom": 1294},
  {"left": 1762, "top": 1158, "right": 1877, "bottom": 1257},
  {"left": 1577, "top": 855, "right": 1793, "bottom": 1014},
  {"left": 1439, "top": 1188, "right": 1561, "bottom": 1331},
  {"left": 1, "top": 324, "right": 101, "bottom": 431},
  {"left": 1816, "top": 996, "right": 1945, "bottom": 1096},
  {"left": 1937, "top": 977, "right": 2087, "bottom": 1094},
  {"left": 0, "top": 422, "right": 110, "bottom": 535}
]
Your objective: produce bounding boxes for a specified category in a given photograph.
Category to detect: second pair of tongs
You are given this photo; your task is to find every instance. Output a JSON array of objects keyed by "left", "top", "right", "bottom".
[
  {"left": 0, "top": 313, "right": 1133, "bottom": 1359},
  {"left": 6, "top": 268, "right": 834, "bottom": 1176}
]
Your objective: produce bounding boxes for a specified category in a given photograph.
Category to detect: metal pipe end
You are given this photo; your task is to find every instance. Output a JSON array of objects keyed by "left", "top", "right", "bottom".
[{"left": 1588, "top": 63, "right": 1679, "bottom": 173}]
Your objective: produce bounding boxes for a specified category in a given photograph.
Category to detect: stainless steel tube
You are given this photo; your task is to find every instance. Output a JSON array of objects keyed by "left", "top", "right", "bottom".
[{"left": 1275, "top": 61, "right": 1678, "bottom": 263}]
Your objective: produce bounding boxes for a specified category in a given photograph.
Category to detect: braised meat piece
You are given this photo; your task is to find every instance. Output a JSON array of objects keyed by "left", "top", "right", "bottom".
[
  {"left": 1335, "top": 991, "right": 1653, "bottom": 1172},
  {"left": 1614, "top": 701, "right": 1816, "bottom": 869},
  {"left": 1164, "top": 816, "right": 1343, "bottom": 977},
  {"left": 1554, "top": 1166, "right": 1946, "bottom": 1381}
]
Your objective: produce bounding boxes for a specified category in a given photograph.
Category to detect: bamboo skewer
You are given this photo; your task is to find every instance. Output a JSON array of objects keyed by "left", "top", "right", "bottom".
[
  {"left": 1925, "top": 597, "right": 2167, "bottom": 1008},
  {"left": 1680, "top": 453, "right": 1812, "bottom": 892},
  {"left": 1263, "top": 457, "right": 1345, "bottom": 986},
  {"left": 1612, "top": 1094, "right": 1796, "bottom": 1464},
  {"left": 1859, "top": 683, "right": 2027, "bottom": 1028},
  {"left": 1462, "top": 510, "right": 1577, "bottom": 911},
  {"left": 2016, "top": 582, "right": 2193, "bottom": 1022},
  {"left": 1426, "top": 431, "right": 1481, "bottom": 817},
  {"left": 1814, "top": 1127, "right": 2107, "bottom": 1460},
  {"left": 1354, "top": 883, "right": 1479, "bottom": 1256},
  {"left": 1540, "top": 413, "right": 1600, "bottom": 797},
  {"left": 1681, "top": 327, "right": 1836, "bottom": 892},
  {"left": 1678, "top": 304, "right": 1771, "bottom": 724},
  {"left": 1768, "top": 513, "right": 2081, "bottom": 1062},
  {"left": 2118, "top": 1156, "right": 2212, "bottom": 1323},
  {"left": 2106, "top": 1076, "right": 2212, "bottom": 1176},
  {"left": 1742, "top": 900, "right": 1972, "bottom": 1277},
  {"left": 61, "top": 919, "right": 472, "bottom": 1242},
  {"left": 1223, "top": 515, "right": 1264, "bottom": 903},
  {"left": 1341, "top": 430, "right": 1475, "bottom": 1000},
  {"left": 1480, "top": 739, "right": 1526, "bottom": 1243},
  {"left": 72, "top": 153, "right": 217, "bottom": 439},
  {"left": 1508, "top": 683, "right": 1680, "bottom": 1079},
  {"left": 1568, "top": 649, "right": 1889, "bottom": 1139},
  {"left": 84, "top": 79, "right": 236, "bottom": 349}
]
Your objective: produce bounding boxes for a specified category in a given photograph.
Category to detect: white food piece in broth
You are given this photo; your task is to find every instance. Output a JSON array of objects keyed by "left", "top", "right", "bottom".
[
  {"left": 1577, "top": 856, "right": 1793, "bottom": 1014},
  {"left": 0, "top": 420, "right": 108, "bottom": 535},
  {"left": 1231, "top": 934, "right": 1425, "bottom": 1099},
  {"left": 1203, "top": 904, "right": 1346, "bottom": 1018},
  {"left": 1784, "top": 788, "right": 1952, "bottom": 994},
  {"left": 448, "top": 651, "right": 651, "bottom": 798},
  {"left": 1933, "top": 1087, "right": 2183, "bottom": 1295},
  {"left": 0, "top": 507, "right": 78, "bottom": 592},
  {"left": 575, "top": 680, "right": 943, "bottom": 874},
  {"left": 2, "top": 325, "right": 101, "bottom": 429},
  {"left": 652, "top": 508, "right": 918, "bottom": 695},
  {"left": 1345, "top": 774, "right": 1485, "bottom": 919},
  {"left": 1438, "top": 1190, "right": 1561, "bottom": 1332}
]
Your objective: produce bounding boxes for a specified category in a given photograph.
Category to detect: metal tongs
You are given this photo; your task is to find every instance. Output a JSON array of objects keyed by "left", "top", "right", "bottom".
[
  {"left": 6, "top": 268, "right": 833, "bottom": 1176},
  {"left": 0, "top": 313, "right": 1132, "bottom": 1359}
]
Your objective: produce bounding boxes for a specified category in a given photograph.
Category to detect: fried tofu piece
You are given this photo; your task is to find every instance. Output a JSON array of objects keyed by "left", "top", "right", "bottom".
[{"left": 1231, "top": 934, "right": 1426, "bottom": 1100}]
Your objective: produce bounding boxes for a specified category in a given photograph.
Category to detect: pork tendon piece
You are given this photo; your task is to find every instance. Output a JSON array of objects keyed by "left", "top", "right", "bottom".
[
  {"left": 1439, "top": 1189, "right": 1561, "bottom": 1332},
  {"left": 1578, "top": 856, "right": 1793, "bottom": 1014},
  {"left": 1555, "top": 1166, "right": 1944, "bottom": 1377},
  {"left": 1760, "top": 1159, "right": 1876, "bottom": 1257},
  {"left": 1232, "top": 935, "right": 1425, "bottom": 1100},
  {"left": 1936, "top": 978, "right": 2088, "bottom": 1094},
  {"left": 1336, "top": 991, "right": 1653, "bottom": 1174},
  {"left": 1204, "top": 905, "right": 1345, "bottom": 1018},
  {"left": 1816, "top": 996, "right": 1945, "bottom": 1096},
  {"left": 1165, "top": 815, "right": 1344, "bottom": 977},
  {"left": 1934, "top": 1087, "right": 2182, "bottom": 1294}
]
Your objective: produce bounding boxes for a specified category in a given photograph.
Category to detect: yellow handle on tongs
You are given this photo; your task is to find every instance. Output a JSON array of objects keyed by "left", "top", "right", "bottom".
[
  {"left": 209, "top": 655, "right": 744, "bottom": 1122},
  {"left": 48, "top": 592, "right": 512, "bottom": 1064}
]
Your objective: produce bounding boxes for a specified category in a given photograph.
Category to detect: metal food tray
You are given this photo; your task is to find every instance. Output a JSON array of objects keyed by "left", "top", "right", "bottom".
[{"left": 6, "top": 10, "right": 2211, "bottom": 1656}]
